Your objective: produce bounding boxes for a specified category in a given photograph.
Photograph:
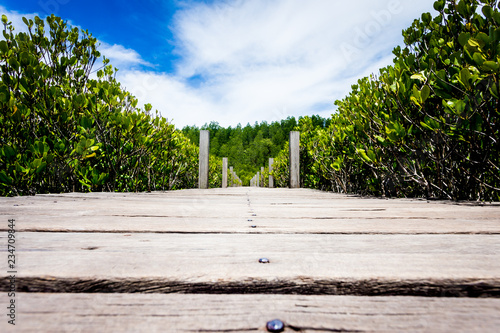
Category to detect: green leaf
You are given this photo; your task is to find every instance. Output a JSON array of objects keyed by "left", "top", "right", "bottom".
[
  {"left": 410, "top": 73, "right": 426, "bottom": 82},
  {"left": 0, "top": 92, "right": 8, "bottom": 104},
  {"left": 490, "top": 83, "right": 499, "bottom": 98},
  {"left": 456, "top": 0, "right": 468, "bottom": 17},
  {"left": 420, "top": 121, "right": 433, "bottom": 131},
  {"left": 473, "top": 52, "right": 485, "bottom": 66},
  {"left": 375, "top": 135, "right": 385, "bottom": 144},
  {"left": 19, "top": 81, "right": 28, "bottom": 94},
  {"left": 459, "top": 68, "right": 471, "bottom": 88},
  {"left": 490, "top": 26, "right": 500, "bottom": 43},
  {"left": 2, "top": 146, "right": 16, "bottom": 158},
  {"left": 31, "top": 158, "right": 47, "bottom": 174},
  {"left": 412, "top": 84, "right": 420, "bottom": 98},
  {"left": 356, "top": 148, "right": 373, "bottom": 163},
  {"left": 366, "top": 149, "right": 377, "bottom": 163},
  {"left": 421, "top": 12, "right": 432, "bottom": 25},
  {"left": 460, "top": 67, "right": 471, "bottom": 81},
  {"left": 458, "top": 32, "right": 471, "bottom": 47},
  {"left": 0, "top": 171, "right": 13, "bottom": 185},
  {"left": 445, "top": 99, "right": 466, "bottom": 116},
  {"left": 476, "top": 32, "right": 490, "bottom": 46},
  {"left": 421, "top": 85, "right": 431, "bottom": 102},
  {"left": 331, "top": 160, "right": 342, "bottom": 172},
  {"left": 482, "top": 5, "right": 493, "bottom": 19},
  {"left": 468, "top": 39, "right": 480, "bottom": 48},
  {"left": 410, "top": 96, "right": 421, "bottom": 107},
  {"left": 0, "top": 40, "right": 8, "bottom": 54},
  {"left": 433, "top": 0, "right": 445, "bottom": 11},
  {"left": 8, "top": 58, "right": 19, "bottom": 70},
  {"left": 482, "top": 61, "right": 499, "bottom": 72}
]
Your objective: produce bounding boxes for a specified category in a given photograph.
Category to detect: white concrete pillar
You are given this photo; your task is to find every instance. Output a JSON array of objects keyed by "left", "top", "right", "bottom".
[
  {"left": 222, "top": 158, "right": 228, "bottom": 188},
  {"left": 199, "top": 130, "right": 210, "bottom": 189},
  {"left": 289, "top": 131, "right": 300, "bottom": 188},
  {"left": 269, "top": 158, "right": 274, "bottom": 188}
]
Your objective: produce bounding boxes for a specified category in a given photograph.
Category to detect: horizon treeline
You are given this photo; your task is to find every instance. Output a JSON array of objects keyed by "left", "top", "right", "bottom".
[{"left": 182, "top": 115, "right": 330, "bottom": 185}]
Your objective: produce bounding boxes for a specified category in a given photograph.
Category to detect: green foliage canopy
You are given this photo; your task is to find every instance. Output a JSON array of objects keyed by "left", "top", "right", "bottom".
[
  {"left": 0, "top": 15, "right": 198, "bottom": 195},
  {"left": 272, "top": 0, "right": 499, "bottom": 201}
]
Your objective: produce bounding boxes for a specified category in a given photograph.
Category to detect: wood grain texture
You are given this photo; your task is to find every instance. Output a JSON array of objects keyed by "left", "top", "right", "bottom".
[
  {"left": 1, "top": 188, "right": 499, "bottom": 234},
  {"left": 1, "top": 293, "right": 500, "bottom": 332},
  {"left": 1, "top": 232, "right": 500, "bottom": 282},
  {"left": 1, "top": 187, "right": 499, "bottom": 331},
  {"left": 3, "top": 276, "right": 499, "bottom": 297}
]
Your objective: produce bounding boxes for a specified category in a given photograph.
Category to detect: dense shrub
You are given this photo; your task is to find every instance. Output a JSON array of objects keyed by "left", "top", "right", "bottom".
[
  {"left": 0, "top": 15, "right": 198, "bottom": 195},
  {"left": 273, "top": 0, "right": 499, "bottom": 201}
]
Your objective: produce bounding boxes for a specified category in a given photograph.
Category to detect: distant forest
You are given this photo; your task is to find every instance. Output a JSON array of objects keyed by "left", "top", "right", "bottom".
[{"left": 182, "top": 115, "right": 330, "bottom": 185}]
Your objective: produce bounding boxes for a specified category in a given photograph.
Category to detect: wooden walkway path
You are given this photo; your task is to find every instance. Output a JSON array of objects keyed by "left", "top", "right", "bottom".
[{"left": 1, "top": 187, "right": 500, "bottom": 332}]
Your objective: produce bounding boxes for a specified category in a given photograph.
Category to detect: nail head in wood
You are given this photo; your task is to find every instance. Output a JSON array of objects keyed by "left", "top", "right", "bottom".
[{"left": 266, "top": 319, "right": 284, "bottom": 332}]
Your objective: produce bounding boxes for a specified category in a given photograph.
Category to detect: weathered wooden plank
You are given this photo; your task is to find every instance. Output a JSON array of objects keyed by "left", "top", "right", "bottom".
[
  {"left": 1, "top": 231, "right": 500, "bottom": 295},
  {"left": 1, "top": 188, "right": 498, "bottom": 234},
  {"left": 5, "top": 216, "right": 500, "bottom": 234},
  {"left": 1, "top": 293, "right": 500, "bottom": 332},
  {"left": 1, "top": 187, "right": 499, "bottom": 332},
  {"left": 4, "top": 276, "right": 500, "bottom": 297},
  {"left": 1, "top": 189, "right": 499, "bottom": 286}
]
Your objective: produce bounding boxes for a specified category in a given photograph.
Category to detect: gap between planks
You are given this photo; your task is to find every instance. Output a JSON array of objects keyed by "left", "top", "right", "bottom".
[{"left": 1, "top": 277, "right": 499, "bottom": 297}]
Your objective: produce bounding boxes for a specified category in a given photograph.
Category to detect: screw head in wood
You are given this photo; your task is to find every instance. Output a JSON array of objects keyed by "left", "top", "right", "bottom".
[
  {"left": 266, "top": 319, "right": 284, "bottom": 332},
  {"left": 259, "top": 258, "right": 270, "bottom": 264}
]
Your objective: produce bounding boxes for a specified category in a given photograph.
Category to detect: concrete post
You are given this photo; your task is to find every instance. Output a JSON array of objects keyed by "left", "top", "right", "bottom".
[
  {"left": 269, "top": 158, "right": 274, "bottom": 188},
  {"left": 257, "top": 172, "right": 260, "bottom": 187},
  {"left": 261, "top": 167, "right": 264, "bottom": 187},
  {"left": 229, "top": 166, "right": 234, "bottom": 187},
  {"left": 289, "top": 131, "right": 300, "bottom": 188},
  {"left": 199, "top": 130, "right": 210, "bottom": 189},
  {"left": 222, "top": 158, "right": 228, "bottom": 188}
]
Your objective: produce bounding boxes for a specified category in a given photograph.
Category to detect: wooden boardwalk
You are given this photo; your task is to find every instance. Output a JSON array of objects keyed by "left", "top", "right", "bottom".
[{"left": 1, "top": 187, "right": 500, "bottom": 332}]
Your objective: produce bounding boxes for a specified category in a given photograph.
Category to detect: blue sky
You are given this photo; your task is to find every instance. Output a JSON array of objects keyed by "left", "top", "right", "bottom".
[{"left": 1, "top": 0, "right": 436, "bottom": 128}]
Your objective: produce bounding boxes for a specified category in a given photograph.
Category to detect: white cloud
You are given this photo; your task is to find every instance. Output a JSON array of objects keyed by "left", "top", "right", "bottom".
[
  {"left": 2, "top": 1, "right": 438, "bottom": 128},
  {"left": 119, "top": 70, "right": 216, "bottom": 126},
  {"left": 98, "top": 42, "right": 154, "bottom": 70},
  {"left": 0, "top": 5, "right": 36, "bottom": 34},
  {"left": 118, "top": 0, "right": 435, "bottom": 128}
]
